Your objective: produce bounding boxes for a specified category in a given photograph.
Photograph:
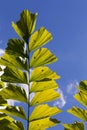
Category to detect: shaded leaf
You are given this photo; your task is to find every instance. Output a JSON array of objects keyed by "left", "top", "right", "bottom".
[
  {"left": 67, "top": 106, "right": 87, "bottom": 121},
  {"left": 0, "top": 119, "right": 11, "bottom": 130},
  {"left": 0, "top": 81, "right": 5, "bottom": 88},
  {"left": 8, "top": 121, "right": 24, "bottom": 130},
  {"left": 30, "top": 89, "right": 60, "bottom": 106},
  {"left": 29, "top": 27, "right": 52, "bottom": 51},
  {"left": 29, "top": 117, "right": 60, "bottom": 130},
  {"left": 30, "top": 66, "right": 60, "bottom": 82},
  {"left": 0, "top": 53, "right": 28, "bottom": 70},
  {"left": 74, "top": 92, "right": 87, "bottom": 107},
  {"left": 0, "top": 96, "right": 7, "bottom": 106},
  {"left": 63, "top": 121, "right": 84, "bottom": 130},
  {"left": 0, "top": 114, "right": 14, "bottom": 121},
  {"left": 0, "top": 84, "right": 27, "bottom": 103},
  {"left": 0, "top": 106, "right": 27, "bottom": 120},
  {"left": 12, "top": 10, "right": 37, "bottom": 42},
  {"left": 30, "top": 104, "right": 61, "bottom": 121},
  {"left": 30, "top": 48, "right": 58, "bottom": 68},
  {"left": 1, "top": 66, "right": 28, "bottom": 84},
  {"left": 0, "top": 119, "right": 24, "bottom": 130},
  {"left": 0, "top": 67, "right": 2, "bottom": 71},
  {"left": 79, "top": 80, "right": 87, "bottom": 95},
  {"left": 6, "top": 39, "right": 27, "bottom": 58},
  {"left": 30, "top": 80, "right": 58, "bottom": 93}
]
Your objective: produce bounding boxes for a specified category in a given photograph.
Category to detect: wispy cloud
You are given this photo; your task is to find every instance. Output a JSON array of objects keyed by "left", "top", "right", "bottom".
[
  {"left": 53, "top": 89, "right": 66, "bottom": 108},
  {"left": 66, "top": 80, "right": 79, "bottom": 95},
  {"left": 0, "top": 49, "right": 4, "bottom": 56}
]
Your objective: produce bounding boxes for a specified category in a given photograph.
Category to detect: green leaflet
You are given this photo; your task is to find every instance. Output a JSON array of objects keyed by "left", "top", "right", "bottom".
[
  {"left": 0, "top": 81, "right": 5, "bottom": 88},
  {"left": 0, "top": 67, "right": 2, "bottom": 71},
  {"left": 0, "top": 119, "right": 24, "bottom": 130},
  {"left": 12, "top": 10, "right": 37, "bottom": 42},
  {"left": 0, "top": 113, "right": 24, "bottom": 130},
  {"left": 67, "top": 106, "right": 87, "bottom": 121},
  {"left": 29, "top": 27, "right": 52, "bottom": 52},
  {"left": 8, "top": 121, "right": 24, "bottom": 130},
  {"left": 30, "top": 80, "right": 58, "bottom": 93},
  {"left": 0, "top": 53, "right": 28, "bottom": 70},
  {"left": 0, "top": 96, "right": 7, "bottom": 106},
  {"left": 30, "top": 89, "right": 60, "bottom": 106},
  {"left": 1, "top": 66, "right": 28, "bottom": 84},
  {"left": 0, "top": 106, "right": 27, "bottom": 120},
  {"left": 30, "top": 66, "right": 60, "bottom": 82},
  {"left": 29, "top": 117, "right": 60, "bottom": 130},
  {"left": 79, "top": 80, "right": 87, "bottom": 95},
  {"left": 29, "top": 104, "right": 61, "bottom": 121},
  {"left": 6, "top": 39, "right": 27, "bottom": 58},
  {"left": 30, "top": 48, "right": 58, "bottom": 68},
  {"left": 63, "top": 121, "right": 84, "bottom": 130},
  {"left": 0, "top": 84, "right": 27, "bottom": 103},
  {"left": 74, "top": 92, "right": 87, "bottom": 107}
]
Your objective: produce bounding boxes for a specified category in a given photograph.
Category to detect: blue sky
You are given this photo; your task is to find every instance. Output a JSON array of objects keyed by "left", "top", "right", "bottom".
[{"left": 0, "top": 0, "right": 87, "bottom": 130}]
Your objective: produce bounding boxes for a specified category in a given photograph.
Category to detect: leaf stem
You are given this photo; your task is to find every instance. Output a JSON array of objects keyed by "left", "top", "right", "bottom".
[{"left": 26, "top": 40, "right": 30, "bottom": 130}]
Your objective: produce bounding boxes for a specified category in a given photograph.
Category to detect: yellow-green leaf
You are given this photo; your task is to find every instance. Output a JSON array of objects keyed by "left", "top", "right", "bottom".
[
  {"left": 30, "top": 48, "right": 58, "bottom": 68},
  {"left": 30, "top": 104, "right": 61, "bottom": 121},
  {"left": 30, "top": 66, "right": 60, "bottom": 82},
  {"left": 74, "top": 92, "right": 87, "bottom": 107},
  {"left": 68, "top": 106, "right": 87, "bottom": 121},
  {"left": 63, "top": 121, "right": 84, "bottom": 130},
  {"left": 6, "top": 39, "right": 27, "bottom": 58},
  {"left": 29, "top": 117, "right": 60, "bottom": 130},
  {"left": 29, "top": 27, "right": 52, "bottom": 52},
  {"left": 30, "top": 81, "right": 58, "bottom": 93},
  {"left": 0, "top": 106, "right": 27, "bottom": 120},
  {"left": 1, "top": 66, "right": 28, "bottom": 84},
  {"left": 0, "top": 84, "right": 27, "bottom": 103},
  {"left": 0, "top": 53, "right": 28, "bottom": 70},
  {"left": 12, "top": 10, "right": 37, "bottom": 42},
  {"left": 30, "top": 89, "right": 60, "bottom": 106}
]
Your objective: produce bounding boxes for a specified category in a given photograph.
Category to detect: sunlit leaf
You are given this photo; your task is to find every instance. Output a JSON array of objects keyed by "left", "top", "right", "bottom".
[
  {"left": 30, "top": 80, "right": 58, "bottom": 93},
  {"left": 0, "top": 84, "right": 27, "bottom": 103},
  {"left": 12, "top": 10, "right": 37, "bottom": 42},
  {"left": 6, "top": 39, "right": 27, "bottom": 58},
  {"left": 67, "top": 106, "right": 87, "bottom": 121},
  {"left": 29, "top": 117, "right": 60, "bottom": 130},
  {"left": 63, "top": 121, "right": 84, "bottom": 130},
  {"left": 30, "top": 48, "right": 58, "bottom": 68},
  {"left": 30, "top": 104, "right": 61, "bottom": 121},
  {"left": 1, "top": 66, "right": 28, "bottom": 84},
  {"left": 29, "top": 27, "right": 52, "bottom": 51},
  {"left": 0, "top": 53, "right": 28, "bottom": 70},
  {"left": 30, "top": 66, "right": 60, "bottom": 82},
  {"left": 30, "top": 89, "right": 60, "bottom": 106},
  {"left": 74, "top": 92, "right": 87, "bottom": 107},
  {"left": 0, "top": 106, "right": 27, "bottom": 120}
]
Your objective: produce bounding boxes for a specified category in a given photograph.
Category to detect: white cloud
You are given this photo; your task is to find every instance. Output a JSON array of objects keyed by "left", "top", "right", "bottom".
[
  {"left": 53, "top": 89, "right": 66, "bottom": 108},
  {"left": 66, "top": 80, "right": 79, "bottom": 95},
  {"left": 0, "top": 49, "right": 4, "bottom": 56}
]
